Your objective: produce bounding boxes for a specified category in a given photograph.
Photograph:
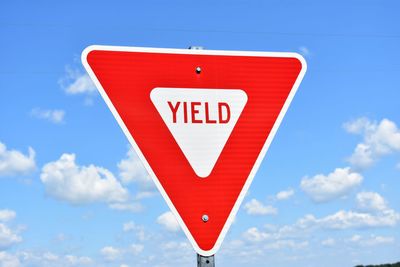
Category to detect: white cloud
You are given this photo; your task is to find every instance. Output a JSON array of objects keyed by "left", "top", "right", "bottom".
[
  {"left": 348, "top": 234, "right": 395, "bottom": 246},
  {"left": 134, "top": 191, "right": 157, "bottom": 200},
  {"left": 17, "top": 251, "right": 94, "bottom": 267},
  {"left": 0, "top": 142, "right": 35, "bottom": 177},
  {"left": 243, "top": 199, "right": 277, "bottom": 215},
  {"left": 298, "top": 209, "right": 400, "bottom": 230},
  {"left": 0, "top": 210, "right": 16, "bottom": 222},
  {"left": 60, "top": 67, "right": 96, "bottom": 95},
  {"left": 350, "top": 234, "right": 362, "bottom": 242},
  {"left": 300, "top": 167, "right": 363, "bottom": 202},
  {"left": 0, "top": 210, "right": 22, "bottom": 250},
  {"left": 242, "top": 227, "right": 309, "bottom": 252},
  {"left": 343, "top": 117, "right": 374, "bottom": 134},
  {"left": 0, "top": 223, "right": 22, "bottom": 250},
  {"left": 243, "top": 227, "right": 271, "bottom": 242},
  {"left": 123, "top": 221, "right": 148, "bottom": 241},
  {"left": 356, "top": 191, "right": 387, "bottom": 212},
  {"left": 54, "top": 233, "right": 67, "bottom": 242},
  {"left": 242, "top": 205, "right": 399, "bottom": 253},
  {"left": 118, "top": 148, "right": 153, "bottom": 189},
  {"left": 0, "top": 252, "right": 20, "bottom": 267},
  {"left": 161, "top": 241, "right": 191, "bottom": 251},
  {"left": 157, "top": 241, "right": 192, "bottom": 265},
  {"left": 64, "top": 255, "right": 93, "bottom": 265},
  {"left": 344, "top": 118, "right": 400, "bottom": 169},
  {"left": 101, "top": 246, "right": 121, "bottom": 261},
  {"left": 268, "top": 204, "right": 400, "bottom": 237},
  {"left": 42, "top": 252, "right": 58, "bottom": 262},
  {"left": 264, "top": 240, "right": 308, "bottom": 250},
  {"left": 30, "top": 108, "right": 65, "bottom": 124},
  {"left": 129, "top": 243, "right": 144, "bottom": 255},
  {"left": 123, "top": 221, "right": 139, "bottom": 232},
  {"left": 108, "top": 202, "right": 143, "bottom": 213},
  {"left": 40, "top": 153, "right": 129, "bottom": 204},
  {"left": 157, "top": 211, "right": 180, "bottom": 232},
  {"left": 276, "top": 189, "right": 294, "bottom": 200},
  {"left": 321, "top": 238, "right": 335, "bottom": 247}
]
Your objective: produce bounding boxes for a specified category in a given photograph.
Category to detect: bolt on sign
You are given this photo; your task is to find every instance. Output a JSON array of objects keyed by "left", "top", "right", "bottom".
[{"left": 82, "top": 46, "right": 306, "bottom": 256}]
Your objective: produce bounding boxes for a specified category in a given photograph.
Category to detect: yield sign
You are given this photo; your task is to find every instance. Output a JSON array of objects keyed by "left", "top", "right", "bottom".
[{"left": 82, "top": 46, "right": 306, "bottom": 256}]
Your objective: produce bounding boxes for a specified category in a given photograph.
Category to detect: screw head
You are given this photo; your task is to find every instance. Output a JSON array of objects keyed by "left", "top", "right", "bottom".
[
  {"left": 202, "top": 214, "right": 209, "bottom": 222},
  {"left": 195, "top": 66, "right": 202, "bottom": 74}
]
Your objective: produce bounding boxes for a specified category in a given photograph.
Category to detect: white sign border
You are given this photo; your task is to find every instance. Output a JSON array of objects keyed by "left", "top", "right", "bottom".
[{"left": 82, "top": 45, "right": 307, "bottom": 257}]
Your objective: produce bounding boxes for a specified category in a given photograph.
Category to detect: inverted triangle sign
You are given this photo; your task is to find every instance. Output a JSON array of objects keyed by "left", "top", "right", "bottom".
[{"left": 82, "top": 46, "right": 306, "bottom": 256}]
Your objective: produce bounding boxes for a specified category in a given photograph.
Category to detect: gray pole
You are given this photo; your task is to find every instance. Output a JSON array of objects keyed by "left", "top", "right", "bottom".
[{"left": 197, "top": 254, "right": 215, "bottom": 267}]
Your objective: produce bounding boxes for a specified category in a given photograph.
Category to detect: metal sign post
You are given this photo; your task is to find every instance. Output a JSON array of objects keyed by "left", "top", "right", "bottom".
[{"left": 197, "top": 254, "right": 215, "bottom": 267}]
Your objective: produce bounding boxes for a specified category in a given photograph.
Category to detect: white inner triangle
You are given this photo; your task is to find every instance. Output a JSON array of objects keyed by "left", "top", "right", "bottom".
[{"left": 150, "top": 87, "right": 248, "bottom": 178}]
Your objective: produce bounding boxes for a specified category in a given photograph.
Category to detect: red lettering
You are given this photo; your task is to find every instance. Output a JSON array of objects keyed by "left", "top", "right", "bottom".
[
  {"left": 191, "top": 102, "right": 202, "bottom": 123},
  {"left": 168, "top": 101, "right": 180, "bottom": 123},
  {"left": 218, "top": 102, "right": 230, "bottom": 123},
  {"left": 183, "top": 101, "right": 188, "bottom": 123},
  {"left": 205, "top": 102, "right": 217, "bottom": 124}
]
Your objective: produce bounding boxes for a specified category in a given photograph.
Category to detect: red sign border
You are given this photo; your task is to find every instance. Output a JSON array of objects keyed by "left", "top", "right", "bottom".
[{"left": 82, "top": 45, "right": 307, "bottom": 256}]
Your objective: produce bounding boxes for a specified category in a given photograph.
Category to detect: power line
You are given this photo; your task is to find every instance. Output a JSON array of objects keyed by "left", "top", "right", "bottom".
[{"left": 1, "top": 23, "right": 400, "bottom": 39}]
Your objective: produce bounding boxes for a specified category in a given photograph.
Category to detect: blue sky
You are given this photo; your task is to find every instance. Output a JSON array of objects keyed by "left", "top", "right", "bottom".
[{"left": 1, "top": 0, "right": 400, "bottom": 266}]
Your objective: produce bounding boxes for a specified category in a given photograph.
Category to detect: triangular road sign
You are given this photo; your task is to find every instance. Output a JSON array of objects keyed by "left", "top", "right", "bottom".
[{"left": 82, "top": 46, "right": 306, "bottom": 256}]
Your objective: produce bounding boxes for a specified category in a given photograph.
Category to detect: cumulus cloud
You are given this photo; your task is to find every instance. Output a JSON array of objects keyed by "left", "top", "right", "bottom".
[
  {"left": 30, "top": 108, "right": 65, "bottom": 124},
  {"left": 134, "top": 191, "right": 157, "bottom": 200},
  {"left": 256, "top": 203, "right": 400, "bottom": 240},
  {"left": 129, "top": 244, "right": 144, "bottom": 255},
  {"left": 0, "top": 210, "right": 22, "bottom": 250},
  {"left": 108, "top": 202, "right": 143, "bottom": 213},
  {"left": 65, "top": 255, "right": 93, "bottom": 265},
  {"left": 242, "top": 227, "right": 309, "bottom": 252},
  {"left": 321, "top": 238, "right": 335, "bottom": 247},
  {"left": 242, "top": 203, "right": 399, "bottom": 251},
  {"left": 123, "top": 221, "right": 139, "bottom": 232},
  {"left": 42, "top": 252, "right": 59, "bottom": 262},
  {"left": 40, "top": 153, "right": 129, "bottom": 204},
  {"left": 0, "top": 224, "right": 22, "bottom": 250},
  {"left": 101, "top": 246, "right": 121, "bottom": 261},
  {"left": 344, "top": 118, "right": 400, "bottom": 169},
  {"left": 242, "top": 227, "right": 271, "bottom": 242},
  {"left": 0, "top": 210, "right": 16, "bottom": 222},
  {"left": 16, "top": 251, "right": 94, "bottom": 267},
  {"left": 118, "top": 148, "right": 153, "bottom": 189},
  {"left": 296, "top": 209, "right": 400, "bottom": 230},
  {"left": 348, "top": 234, "right": 395, "bottom": 246},
  {"left": 156, "top": 211, "right": 180, "bottom": 232},
  {"left": 122, "top": 221, "right": 148, "bottom": 241},
  {"left": 264, "top": 240, "right": 308, "bottom": 250},
  {"left": 300, "top": 167, "right": 363, "bottom": 202},
  {"left": 356, "top": 191, "right": 387, "bottom": 212},
  {"left": 59, "top": 67, "right": 96, "bottom": 95},
  {"left": 0, "top": 251, "right": 20, "bottom": 267},
  {"left": 276, "top": 189, "right": 294, "bottom": 201},
  {"left": 161, "top": 241, "right": 191, "bottom": 251},
  {"left": 0, "top": 142, "right": 36, "bottom": 177},
  {"left": 243, "top": 199, "right": 277, "bottom": 215},
  {"left": 157, "top": 241, "right": 193, "bottom": 265}
]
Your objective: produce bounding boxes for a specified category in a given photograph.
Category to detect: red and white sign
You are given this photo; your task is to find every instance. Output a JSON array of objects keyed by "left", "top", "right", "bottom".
[{"left": 82, "top": 46, "right": 306, "bottom": 256}]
